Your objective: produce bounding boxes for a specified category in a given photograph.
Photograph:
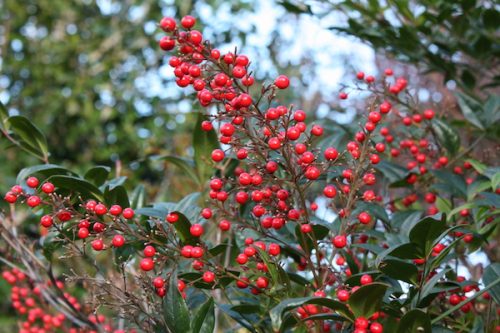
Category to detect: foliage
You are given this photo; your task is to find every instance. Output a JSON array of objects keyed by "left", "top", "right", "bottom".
[{"left": 1, "top": 5, "right": 499, "bottom": 333}]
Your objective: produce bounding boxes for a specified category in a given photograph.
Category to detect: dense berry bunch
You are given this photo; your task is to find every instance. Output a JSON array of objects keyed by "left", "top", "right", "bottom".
[{"left": 1, "top": 14, "right": 498, "bottom": 333}]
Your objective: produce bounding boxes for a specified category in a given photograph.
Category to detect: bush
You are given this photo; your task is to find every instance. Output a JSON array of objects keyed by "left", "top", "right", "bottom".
[{"left": 1, "top": 13, "right": 499, "bottom": 333}]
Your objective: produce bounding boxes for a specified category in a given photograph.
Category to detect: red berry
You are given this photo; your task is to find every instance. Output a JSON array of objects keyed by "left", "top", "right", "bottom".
[
  {"left": 370, "top": 322, "right": 383, "bottom": 333},
  {"left": 40, "top": 215, "right": 53, "bottom": 228},
  {"left": 159, "top": 36, "right": 175, "bottom": 51},
  {"left": 211, "top": 149, "right": 225, "bottom": 162},
  {"left": 190, "top": 224, "right": 204, "bottom": 237},
  {"left": 336, "top": 289, "right": 349, "bottom": 301},
  {"left": 91, "top": 239, "right": 104, "bottom": 251},
  {"left": 311, "top": 125, "right": 323, "bottom": 136},
  {"left": 26, "top": 177, "right": 39, "bottom": 188},
  {"left": 153, "top": 277, "right": 165, "bottom": 288},
  {"left": 78, "top": 228, "right": 89, "bottom": 239},
  {"left": 333, "top": 235, "right": 347, "bottom": 248},
  {"left": 256, "top": 276, "right": 269, "bottom": 289},
  {"left": 143, "top": 245, "right": 156, "bottom": 257},
  {"left": 166, "top": 212, "right": 179, "bottom": 223},
  {"left": 122, "top": 208, "right": 135, "bottom": 219},
  {"left": 360, "top": 274, "right": 373, "bottom": 285},
  {"left": 301, "top": 224, "right": 312, "bottom": 233},
  {"left": 268, "top": 137, "right": 281, "bottom": 150},
  {"left": 305, "top": 166, "right": 320, "bottom": 180},
  {"left": 339, "top": 92, "right": 348, "bottom": 100},
  {"left": 236, "top": 253, "right": 248, "bottom": 265},
  {"left": 181, "top": 15, "right": 196, "bottom": 29},
  {"left": 160, "top": 17, "right": 176, "bottom": 32},
  {"left": 324, "top": 147, "right": 339, "bottom": 160},
  {"left": 27, "top": 196, "right": 41, "bottom": 207},
  {"left": 219, "top": 219, "right": 231, "bottom": 231},
  {"left": 275, "top": 75, "right": 290, "bottom": 89},
  {"left": 202, "top": 271, "right": 215, "bottom": 283},
  {"left": 140, "top": 258, "right": 154, "bottom": 271},
  {"left": 323, "top": 185, "right": 337, "bottom": 198},
  {"left": 109, "top": 205, "right": 122, "bottom": 216},
  {"left": 4, "top": 191, "right": 17, "bottom": 203},
  {"left": 201, "top": 208, "right": 212, "bottom": 219},
  {"left": 268, "top": 243, "right": 281, "bottom": 256},
  {"left": 41, "top": 182, "right": 55, "bottom": 194},
  {"left": 358, "top": 212, "right": 372, "bottom": 224},
  {"left": 112, "top": 235, "right": 125, "bottom": 247},
  {"left": 94, "top": 203, "right": 107, "bottom": 215},
  {"left": 423, "top": 109, "right": 435, "bottom": 119}
]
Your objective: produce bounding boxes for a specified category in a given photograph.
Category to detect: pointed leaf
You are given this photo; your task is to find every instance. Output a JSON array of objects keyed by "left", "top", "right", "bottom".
[
  {"left": 193, "top": 113, "right": 219, "bottom": 181},
  {"left": 348, "top": 282, "right": 389, "bottom": 318},
  {"left": 46, "top": 175, "right": 104, "bottom": 202},
  {"left": 409, "top": 216, "right": 447, "bottom": 256},
  {"left": 397, "top": 309, "right": 431, "bottom": 333},
  {"left": 192, "top": 298, "right": 215, "bottom": 333},
  {"left": 84, "top": 166, "right": 111, "bottom": 186},
  {"left": 163, "top": 276, "right": 191, "bottom": 333},
  {"left": 7, "top": 116, "right": 49, "bottom": 160}
]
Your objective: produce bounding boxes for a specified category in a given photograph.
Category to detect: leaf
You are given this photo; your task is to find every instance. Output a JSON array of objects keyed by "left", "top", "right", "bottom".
[
  {"left": 455, "top": 92, "right": 484, "bottom": 129},
  {"left": 375, "top": 160, "right": 409, "bottom": 183},
  {"left": 397, "top": 309, "right": 432, "bottom": 333},
  {"left": 193, "top": 113, "right": 219, "bottom": 181},
  {"left": 419, "top": 268, "right": 451, "bottom": 305},
  {"left": 379, "top": 259, "right": 419, "bottom": 284},
  {"left": 16, "top": 164, "right": 77, "bottom": 185},
  {"left": 376, "top": 243, "right": 419, "bottom": 266},
  {"left": 7, "top": 116, "right": 49, "bottom": 160},
  {"left": 192, "top": 298, "right": 215, "bottom": 333},
  {"left": 84, "top": 166, "right": 111, "bottom": 186},
  {"left": 348, "top": 283, "right": 389, "bottom": 318},
  {"left": 0, "top": 100, "right": 8, "bottom": 123},
  {"left": 431, "top": 170, "right": 467, "bottom": 197},
  {"left": 278, "top": 0, "right": 312, "bottom": 14},
  {"left": 483, "top": 263, "right": 500, "bottom": 304},
  {"left": 46, "top": 175, "right": 104, "bottom": 202},
  {"left": 155, "top": 155, "right": 200, "bottom": 185},
  {"left": 170, "top": 211, "right": 198, "bottom": 245},
  {"left": 270, "top": 297, "right": 353, "bottom": 331},
  {"left": 432, "top": 118, "right": 460, "bottom": 155},
  {"left": 104, "top": 185, "right": 129, "bottom": 208},
  {"left": 163, "top": 276, "right": 191, "bottom": 333},
  {"left": 130, "top": 184, "right": 146, "bottom": 209},
  {"left": 409, "top": 216, "right": 448, "bottom": 256}
]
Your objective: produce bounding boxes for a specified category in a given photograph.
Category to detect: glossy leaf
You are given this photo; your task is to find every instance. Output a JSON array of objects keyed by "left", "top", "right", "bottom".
[
  {"left": 155, "top": 155, "right": 200, "bottom": 185},
  {"left": 84, "top": 166, "right": 111, "bottom": 186},
  {"left": 397, "top": 309, "right": 432, "bottom": 333},
  {"left": 348, "top": 282, "right": 389, "bottom": 318},
  {"left": 432, "top": 118, "right": 460, "bottom": 155},
  {"left": 409, "top": 216, "right": 447, "bottom": 256},
  {"left": 193, "top": 113, "right": 219, "bottom": 181},
  {"left": 379, "top": 259, "right": 418, "bottom": 285},
  {"left": 46, "top": 175, "right": 104, "bottom": 202},
  {"left": 7, "top": 116, "right": 49, "bottom": 161},
  {"left": 163, "top": 276, "right": 191, "bottom": 333},
  {"left": 483, "top": 263, "right": 500, "bottom": 305},
  {"left": 192, "top": 298, "right": 215, "bottom": 333}
]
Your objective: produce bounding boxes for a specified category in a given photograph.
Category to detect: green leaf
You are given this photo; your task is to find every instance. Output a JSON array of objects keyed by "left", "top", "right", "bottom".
[
  {"left": 154, "top": 155, "right": 200, "bottom": 185},
  {"left": 46, "top": 175, "right": 104, "bottom": 202},
  {"left": 466, "top": 158, "right": 487, "bottom": 174},
  {"left": 348, "top": 283, "right": 389, "bottom": 318},
  {"left": 192, "top": 298, "right": 215, "bottom": 333},
  {"left": 375, "top": 160, "right": 409, "bottom": 183},
  {"left": 455, "top": 92, "right": 484, "bottom": 129},
  {"left": 418, "top": 268, "right": 451, "bottom": 305},
  {"left": 7, "top": 116, "right": 49, "bottom": 161},
  {"left": 130, "top": 184, "right": 146, "bottom": 209},
  {"left": 0, "top": 100, "right": 8, "bottom": 123},
  {"left": 193, "top": 113, "right": 219, "bottom": 181},
  {"left": 163, "top": 276, "right": 191, "bottom": 333},
  {"left": 270, "top": 297, "right": 353, "bottom": 331},
  {"left": 431, "top": 170, "right": 467, "bottom": 197},
  {"left": 84, "top": 166, "right": 111, "bottom": 186},
  {"left": 483, "top": 263, "right": 500, "bottom": 304},
  {"left": 104, "top": 185, "right": 129, "bottom": 208},
  {"left": 397, "top": 309, "right": 431, "bottom": 333},
  {"left": 16, "top": 164, "right": 77, "bottom": 185},
  {"left": 169, "top": 211, "right": 198, "bottom": 245},
  {"left": 409, "top": 216, "right": 448, "bottom": 256},
  {"left": 379, "top": 259, "right": 419, "bottom": 284},
  {"left": 376, "top": 243, "right": 419, "bottom": 266},
  {"left": 432, "top": 118, "right": 460, "bottom": 155}
]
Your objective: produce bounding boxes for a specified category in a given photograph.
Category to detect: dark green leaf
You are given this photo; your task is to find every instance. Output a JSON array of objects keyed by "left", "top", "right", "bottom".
[
  {"left": 16, "top": 164, "right": 76, "bottom": 185},
  {"left": 455, "top": 92, "right": 484, "bottom": 129},
  {"left": 7, "top": 116, "right": 49, "bottom": 160},
  {"left": 130, "top": 184, "right": 146, "bottom": 209},
  {"left": 193, "top": 113, "right": 219, "bottom": 181},
  {"left": 170, "top": 211, "right": 198, "bottom": 245},
  {"left": 104, "top": 185, "right": 129, "bottom": 208},
  {"left": 270, "top": 297, "right": 353, "bottom": 331},
  {"left": 376, "top": 243, "right": 419, "bottom": 266},
  {"left": 409, "top": 216, "right": 447, "bottom": 256},
  {"left": 379, "top": 259, "right": 418, "bottom": 285},
  {"left": 46, "top": 175, "right": 104, "bottom": 202},
  {"left": 84, "top": 166, "right": 111, "bottom": 186},
  {"left": 432, "top": 118, "right": 460, "bottom": 155},
  {"left": 397, "top": 309, "right": 432, "bottom": 333},
  {"left": 192, "top": 298, "right": 215, "bottom": 333},
  {"left": 163, "top": 276, "right": 191, "bottom": 333},
  {"left": 375, "top": 160, "right": 409, "bottom": 183},
  {"left": 348, "top": 283, "right": 389, "bottom": 318},
  {"left": 483, "top": 263, "right": 500, "bottom": 304},
  {"left": 154, "top": 155, "right": 200, "bottom": 185}
]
